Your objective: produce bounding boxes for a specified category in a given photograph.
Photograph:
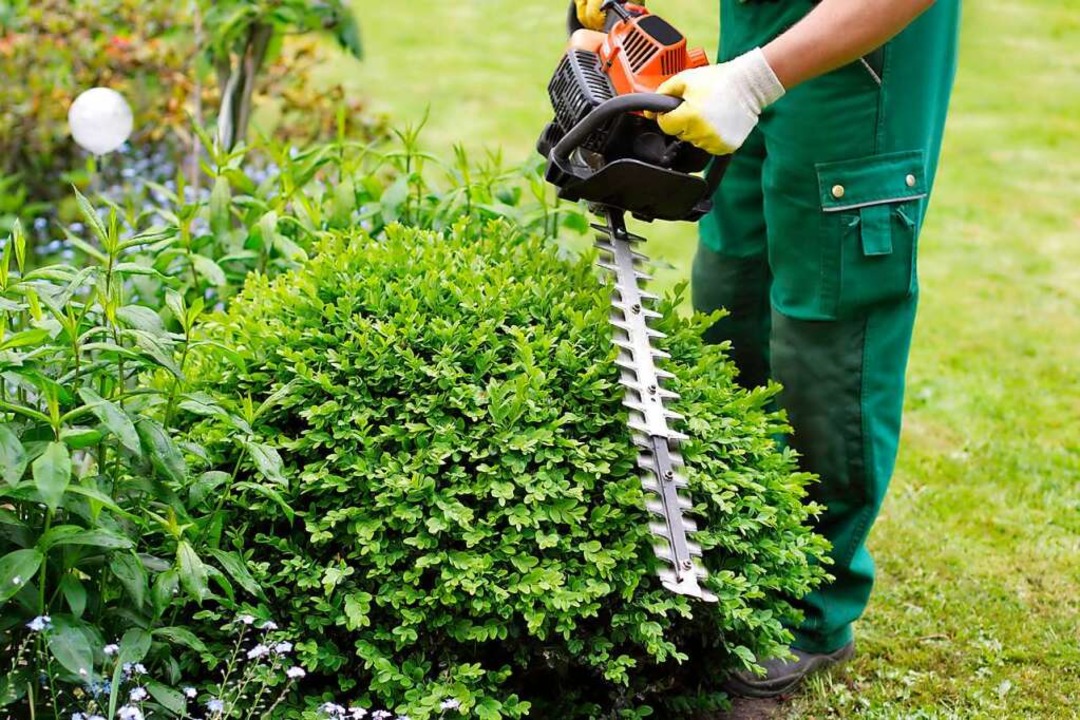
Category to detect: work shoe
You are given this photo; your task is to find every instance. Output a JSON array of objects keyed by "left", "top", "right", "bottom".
[{"left": 723, "top": 642, "right": 855, "bottom": 699}]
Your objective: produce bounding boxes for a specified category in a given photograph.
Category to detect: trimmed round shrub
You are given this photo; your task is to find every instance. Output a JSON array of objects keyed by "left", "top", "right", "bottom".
[{"left": 184, "top": 218, "right": 828, "bottom": 718}]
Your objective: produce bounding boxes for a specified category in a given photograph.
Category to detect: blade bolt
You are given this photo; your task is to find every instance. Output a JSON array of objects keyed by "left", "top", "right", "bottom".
[
  {"left": 664, "top": 470, "right": 675, "bottom": 481},
  {"left": 648, "top": 384, "right": 657, "bottom": 395},
  {"left": 631, "top": 303, "right": 641, "bottom": 314},
  {"left": 682, "top": 559, "right": 693, "bottom": 570}
]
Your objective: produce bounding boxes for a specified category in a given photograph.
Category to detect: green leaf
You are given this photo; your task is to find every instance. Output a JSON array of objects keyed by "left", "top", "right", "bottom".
[
  {"left": 152, "top": 626, "right": 209, "bottom": 654},
  {"left": 151, "top": 569, "right": 179, "bottom": 616},
  {"left": 110, "top": 553, "right": 147, "bottom": 611},
  {"left": 241, "top": 439, "right": 286, "bottom": 486},
  {"left": 64, "top": 485, "right": 125, "bottom": 514},
  {"left": 41, "top": 527, "right": 134, "bottom": 551},
  {"left": 191, "top": 254, "right": 227, "bottom": 287},
  {"left": 118, "top": 627, "right": 152, "bottom": 665},
  {"left": 207, "top": 549, "right": 264, "bottom": 599},
  {"left": 234, "top": 482, "right": 294, "bottom": 522},
  {"left": 189, "top": 471, "right": 230, "bottom": 507},
  {"left": 33, "top": 442, "right": 71, "bottom": 513},
  {"left": 78, "top": 388, "right": 142, "bottom": 456},
  {"left": 0, "top": 425, "right": 27, "bottom": 486},
  {"left": 116, "top": 305, "right": 166, "bottom": 335},
  {"left": 74, "top": 187, "right": 110, "bottom": 246},
  {"left": 0, "top": 327, "right": 51, "bottom": 351},
  {"left": 147, "top": 679, "right": 188, "bottom": 715},
  {"left": 0, "top": 548, "right": 43, "bottom": 602},
  {"left": 210, "top": 175, "right": 232, "bottom": 237},
  {"left": 60, "top": 426, "right": 104, "bottom": 449},
  {"left": 47, "top": 623, "right": 94, "bottom": 677},
  {"left": 176, "top": 540, "right": 209, "bottom": 603},
  {"left": 136, "top": 419, "right": 188, "bottom": 485},
  {"left": 59, "top": 574, "right": 88, "bottom": 618}
]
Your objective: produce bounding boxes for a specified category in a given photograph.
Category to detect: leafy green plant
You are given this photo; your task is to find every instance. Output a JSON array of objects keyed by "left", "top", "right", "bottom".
[
  {"left": 180, "top": 218, "right": 828, "bottom": 719},
  {"left": 0, "top": 200, "right": 274, "bottom": 716}
]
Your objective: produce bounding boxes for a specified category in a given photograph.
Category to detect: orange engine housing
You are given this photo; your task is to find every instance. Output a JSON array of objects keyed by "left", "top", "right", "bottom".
[{"left": 598, "top": 7, "right": 709, "bottom": 95}]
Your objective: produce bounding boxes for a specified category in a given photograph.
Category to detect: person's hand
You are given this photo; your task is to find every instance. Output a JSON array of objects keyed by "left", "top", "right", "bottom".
[
  {"left": 575, "top": 0, "right": 607, "bottom": 30},
  {"left": 653, "top": 48, "right": 786, "bottom": 155}
]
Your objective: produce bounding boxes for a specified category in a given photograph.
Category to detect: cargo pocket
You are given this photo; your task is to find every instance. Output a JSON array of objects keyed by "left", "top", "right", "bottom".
[{"left": 816, "top": 150, "right": 927, "bottom": 318}]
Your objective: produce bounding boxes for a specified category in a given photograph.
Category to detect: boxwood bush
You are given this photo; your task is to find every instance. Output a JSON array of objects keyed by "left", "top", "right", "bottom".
[{"left": 182, "top": 218, "right": 828, "bottom": 718}]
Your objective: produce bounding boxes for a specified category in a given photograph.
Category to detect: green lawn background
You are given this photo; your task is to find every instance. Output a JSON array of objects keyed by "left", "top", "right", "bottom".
[{"left": 330, "top": 2, "right": 1080, "bottom": 716}]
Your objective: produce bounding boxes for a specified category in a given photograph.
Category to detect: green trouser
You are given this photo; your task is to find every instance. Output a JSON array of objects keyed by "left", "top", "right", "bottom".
[{"left": 694, "top": 0, "right": 960, "bottom": 653}]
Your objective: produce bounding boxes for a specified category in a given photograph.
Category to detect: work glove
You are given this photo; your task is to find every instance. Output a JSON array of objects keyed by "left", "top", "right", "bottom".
[
  {"left": 575, "top": 0, "right": 607, "bottom": 30},
  {"left": 654, "top": 48, "right": 786, "bottom": 155}
]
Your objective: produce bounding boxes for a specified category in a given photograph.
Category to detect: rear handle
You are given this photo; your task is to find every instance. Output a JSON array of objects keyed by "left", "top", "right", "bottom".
[
  {"left": 549, "top": 93, "right": 732, "bottom": 202},
  {"left": 549, "top": 93, "right": 682, "bottom": 168}
]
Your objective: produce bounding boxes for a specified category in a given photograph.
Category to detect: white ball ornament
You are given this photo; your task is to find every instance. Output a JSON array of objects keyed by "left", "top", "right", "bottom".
[{"left": 68, "top": 87, "right": 133, "bottom": 155}]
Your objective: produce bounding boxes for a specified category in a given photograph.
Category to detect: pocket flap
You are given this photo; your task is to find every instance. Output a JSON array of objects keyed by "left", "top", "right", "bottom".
[{"left": 816, "top": 149, "right": 928, "bottom": 212}]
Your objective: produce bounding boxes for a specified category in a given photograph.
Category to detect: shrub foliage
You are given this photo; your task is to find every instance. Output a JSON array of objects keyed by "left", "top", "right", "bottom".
[{"left": 184, "top": 219, "right": 828, "bottom": 718}]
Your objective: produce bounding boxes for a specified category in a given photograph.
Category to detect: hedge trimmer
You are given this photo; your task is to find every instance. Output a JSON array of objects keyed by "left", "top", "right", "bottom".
[{"left": 537, "top": 0, "right": 729, "bottom": 602}]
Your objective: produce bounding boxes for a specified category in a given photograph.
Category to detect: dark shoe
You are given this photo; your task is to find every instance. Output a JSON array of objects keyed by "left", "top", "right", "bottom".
[{"left": 723, "top": 642, "right": 855, "bottom": 699}]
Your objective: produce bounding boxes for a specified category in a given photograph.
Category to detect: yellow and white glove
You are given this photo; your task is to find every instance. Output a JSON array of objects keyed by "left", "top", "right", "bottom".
[
  {"left": 575, "top": 0, "right": 607, "bottom": 30},
  {"left": 654, "top": 48, "right": 786, "bottom": 156}
]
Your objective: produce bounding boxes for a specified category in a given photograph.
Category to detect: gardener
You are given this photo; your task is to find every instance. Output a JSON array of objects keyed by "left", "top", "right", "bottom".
[{"left": 577, "top": 0, "right": 960, "bottom": 698}]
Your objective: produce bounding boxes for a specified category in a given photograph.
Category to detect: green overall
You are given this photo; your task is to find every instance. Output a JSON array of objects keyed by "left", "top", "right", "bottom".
[{"left": 693, "top": 0, "right": 960, "bottom": 653}]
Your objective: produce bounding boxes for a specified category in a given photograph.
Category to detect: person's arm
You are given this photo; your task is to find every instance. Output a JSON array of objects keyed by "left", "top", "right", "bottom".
[
  {"left": 654, "top": 0, "right": 938, "bottom": 155},
  {"left": 762, "top": 0, "right": 936, "bottom": 90}
]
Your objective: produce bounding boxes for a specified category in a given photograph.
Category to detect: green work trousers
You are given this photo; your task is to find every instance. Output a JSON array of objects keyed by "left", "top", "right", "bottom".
[{"left": 694, "top": 0, "right": 960, "bottom": 653}]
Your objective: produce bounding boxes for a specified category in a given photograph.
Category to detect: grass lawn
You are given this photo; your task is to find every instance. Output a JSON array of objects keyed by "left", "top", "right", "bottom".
[{"left": 335, "top": 2, "right": 1080, "bottom": 717}]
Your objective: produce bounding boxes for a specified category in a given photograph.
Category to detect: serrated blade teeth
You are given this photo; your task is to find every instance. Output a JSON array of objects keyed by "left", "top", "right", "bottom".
[{"left": 597, "top": 211, "right": 715, "bottom": 603}]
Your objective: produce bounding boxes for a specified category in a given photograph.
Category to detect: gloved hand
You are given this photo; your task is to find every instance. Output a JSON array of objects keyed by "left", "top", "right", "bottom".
[
  {"left": 575, "top": 0, "right": 607, "bottom": 30},
  {"left": 653, "top": 48, "right": 786, "bottom": 155}
]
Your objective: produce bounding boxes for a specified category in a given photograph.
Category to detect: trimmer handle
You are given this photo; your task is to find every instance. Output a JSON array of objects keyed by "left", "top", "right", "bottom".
[
  {"left": 550, "top": 93, "right": 680, "bottom": 167},
  {"left": 549, "top": 93, "right": 731, "bottom": 204}
]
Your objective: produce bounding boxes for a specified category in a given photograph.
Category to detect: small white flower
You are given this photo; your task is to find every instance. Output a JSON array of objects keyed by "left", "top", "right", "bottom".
[
  {"left": 78, "top": 667, "right": 88, "bottom": 677},
  {"left": 26, "top": 615, "right": 52, "bottom": 632},
  {"left": 118, "top": 706, "right": 144, "bottom": 720},
  {"left": 372, "top": 712, "right": 392, "bottom": 720},
  {"left": 274, "top": 641, "right": 293, "bottom": 654},
  {"left": 237, "top": 614, "right": 256, "bottom": 626},
  {"left": 207, "top": 698, "right": 225, "bottom": 713},
  {"left": 396, "top": 715, "right": 411, "bottom": 720},
  {"left": 130, "top": 686, "right": 148, "bottom": 702},
  {"left": 260, "top": 620, "right": 279, "bottom": 631},
  {"left": 73, "top": 713, "right": 86, "bottom": 720},
  {"left": 348, "top": 708, "right": 367, "bottom": 720},
  {"left": 133, "top": 663, "right": 146, "bottom": 675},
  {"left": 440, "top": 699, "right": 461, "bottom": 710},
  {"left": 183, "top": 686, "right": 197, "bottom": 698},
  {"left": 320, "top": 703, "right": 346, "bottom": 718},
  {"left": 12, "top": 576, "right": 20, "bottom": 585},
  {"left": 246, "top": 643, "right": 270, "bottom": 660},
  {"left": 88, "top": 716, "right": 106, "bottom": 720},
  {"left": 286, "top": 666, "right": 306, "bottom": 679},
  {"left": 103, "top": 644, "right": 120, "bottom": 656}
]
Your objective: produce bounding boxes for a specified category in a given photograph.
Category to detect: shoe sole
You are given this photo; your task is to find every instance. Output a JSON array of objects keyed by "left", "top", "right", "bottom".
[{"left": 722, "top": 643, "right": 855, "bottom": 699}]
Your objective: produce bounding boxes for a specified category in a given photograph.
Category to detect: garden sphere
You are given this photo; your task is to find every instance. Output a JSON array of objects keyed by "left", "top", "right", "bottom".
[{"left": 68, "top": 87, "right": 133, "bottom": 155}]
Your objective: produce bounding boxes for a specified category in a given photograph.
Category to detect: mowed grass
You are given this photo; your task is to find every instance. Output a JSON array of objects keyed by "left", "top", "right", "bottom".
[{"left": 334, "top": 2, "right": 1080, "bottom": 717}]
